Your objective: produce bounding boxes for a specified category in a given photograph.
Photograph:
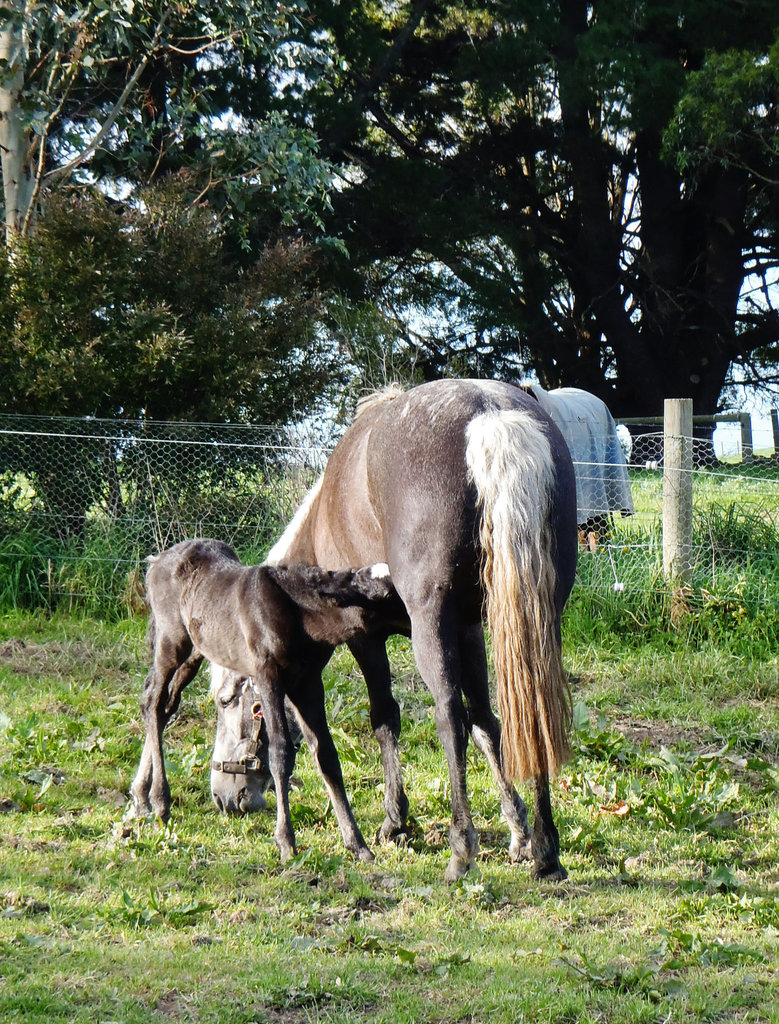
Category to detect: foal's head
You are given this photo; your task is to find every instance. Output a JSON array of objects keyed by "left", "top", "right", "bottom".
[
  {"left": 266, "top": 562, "right": 407, "bottom": 646},
  {"left": 209, "top": 665, "right": 272, "bottom": 815}
]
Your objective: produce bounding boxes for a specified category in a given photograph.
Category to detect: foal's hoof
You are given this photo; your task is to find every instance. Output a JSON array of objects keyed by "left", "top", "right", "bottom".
[
  {"left": 509, "top": 837, "right": 533, "bottom": 864},
  {"left": 377, "top": 819, "right": 410, "bottom": 846},
  {"left": 129, "top": 797, "right": 152, "bottom": 818},
  {"left": 131, "top": 795, "right": 170, "bottom": 823},
  {"left": 357, "top": 847, "right": 375, "bottom": 864},
  {"left": 276, "top": 838, "right": 297, "bottom": 863},
  {"left": 128, "top": 784, "right": 152, "bottom": 818}
]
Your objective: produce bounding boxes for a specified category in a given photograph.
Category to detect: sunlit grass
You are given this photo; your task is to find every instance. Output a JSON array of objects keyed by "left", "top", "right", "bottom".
[{"left": 1, "top": 610, "right": 777, "bottom": 1023}]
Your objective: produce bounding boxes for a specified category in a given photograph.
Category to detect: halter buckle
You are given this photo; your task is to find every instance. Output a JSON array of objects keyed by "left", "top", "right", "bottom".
[{"left": 210, "top": 756, "right": 264, "bottom": 775}]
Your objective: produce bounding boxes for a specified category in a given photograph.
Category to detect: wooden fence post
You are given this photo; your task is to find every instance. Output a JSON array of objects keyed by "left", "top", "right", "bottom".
[
  {"left": 739, "top": 413, "right": 753, "bottom": 457},
  {"left": 663, "top": 398, "right": 693, "bottom": 592}
]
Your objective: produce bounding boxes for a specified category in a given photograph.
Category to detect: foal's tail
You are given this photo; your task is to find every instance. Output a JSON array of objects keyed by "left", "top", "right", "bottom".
[{"left": 465, "top": 410, "right": 571, "bottom": 783}]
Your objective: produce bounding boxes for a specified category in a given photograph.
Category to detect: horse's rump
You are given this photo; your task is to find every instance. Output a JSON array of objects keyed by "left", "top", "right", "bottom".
[{"left": 266, "top": 379, "right": 576, "bottom": 780}]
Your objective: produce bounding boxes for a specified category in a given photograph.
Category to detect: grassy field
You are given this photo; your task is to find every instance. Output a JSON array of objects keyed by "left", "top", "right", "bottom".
[{"left": 0, "top": 592, "right": 777, "bottom": 1024}]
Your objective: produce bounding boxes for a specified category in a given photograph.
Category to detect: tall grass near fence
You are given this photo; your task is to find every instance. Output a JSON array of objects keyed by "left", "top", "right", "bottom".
[
  {"left": 565, "top": 497, "right": 779, "bottom": 658},
  {"left": 0, "top": 414, "right": 323, "bottom": 615},
  {"left": 3, "top": 499, "right": 779, "bottom": 666},
  {"left": 3, "top": 414, "right": 779, "bottom": 657}
]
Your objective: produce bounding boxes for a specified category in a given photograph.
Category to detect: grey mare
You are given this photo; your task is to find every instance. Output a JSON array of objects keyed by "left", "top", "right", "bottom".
[{"left": 264, "top": 379, "right": 578, "bottom": 881}]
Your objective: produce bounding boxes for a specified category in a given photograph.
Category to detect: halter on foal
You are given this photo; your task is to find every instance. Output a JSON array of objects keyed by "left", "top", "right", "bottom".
[{"left": 131, "top": 539, "right": 406, "bottom": 863}]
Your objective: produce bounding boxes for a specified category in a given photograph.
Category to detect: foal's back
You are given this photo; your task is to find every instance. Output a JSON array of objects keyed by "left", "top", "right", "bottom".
[{"left": 146, "top": 538, "right": 242, "bottom": 613}]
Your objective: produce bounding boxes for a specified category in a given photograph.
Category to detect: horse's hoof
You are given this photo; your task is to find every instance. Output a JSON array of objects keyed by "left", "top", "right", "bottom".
[
  {"left": 129, "top": 783, "right": 151, "bottom": 817},
  {"left": 509, "top": 837, "right": 533, "bottom": 863},
  {"left": 276, "top": 838, "right": 296, "bottom": 862},
  {"left": 531, "top": 862, "right": 568, "bottom": 882},
  {"left": 377, "top": 820, "right": 409, "bottom": 845},
  {"left": 444, "top": 856, "right": 473, "bottom": 883},
  {"left": 357, "top": 847, "right": 376, "bottom": 864}
]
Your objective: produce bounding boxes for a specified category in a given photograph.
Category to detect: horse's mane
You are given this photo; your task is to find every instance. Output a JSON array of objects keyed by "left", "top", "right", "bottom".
[{"left": 355, "top": 384, "right": 406, "bottom": 420}]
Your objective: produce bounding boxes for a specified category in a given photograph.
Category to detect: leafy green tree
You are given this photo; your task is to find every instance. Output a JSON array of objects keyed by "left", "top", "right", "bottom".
[
  {"left": 0, "top": 182, "right": 335, "bottom": 422},
  {"left": 0, "top": 2, "right": 341, "bottom": 429},
  {"left": 0, "top": 181, "right": 338, "bottom": 538},
  {"left": 0, "top": 1, "right": 331, "bottom": 244},
  {"left": 284, "top": 0, "right": 779, "bottom": 416}
]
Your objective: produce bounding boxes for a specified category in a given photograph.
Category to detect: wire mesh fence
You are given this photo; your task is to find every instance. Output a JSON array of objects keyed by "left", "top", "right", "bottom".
[
  {"left": 583, "top": 422, "right": 779, "bottom": 626},
  {"left": 0, "top": 414, "right": 328, "bottom": 611},
  {"left": 1, "top": 411, "right": 778, "bottom": 616}
]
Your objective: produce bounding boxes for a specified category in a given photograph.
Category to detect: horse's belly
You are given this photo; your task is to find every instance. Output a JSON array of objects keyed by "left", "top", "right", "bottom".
[
  {"left": 312, "top": 504, "right": 385, "bottom": 569},
  {"left": 187, "top": 616, "right": 256, "bottom": 677}
]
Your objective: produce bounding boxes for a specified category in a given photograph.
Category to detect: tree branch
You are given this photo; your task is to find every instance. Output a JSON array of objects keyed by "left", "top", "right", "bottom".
[
  {"left": 43, "top": 9, "right": 173, "bottom": 184},
  {"left": 328, "top": 0, "right": 433, "bottom": 153}
]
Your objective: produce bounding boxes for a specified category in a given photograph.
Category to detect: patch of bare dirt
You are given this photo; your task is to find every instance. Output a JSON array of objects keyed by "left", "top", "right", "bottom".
[
  {"left": 260, "top": 1010, "right": 330, "bottom": 1024},
  {"left": 153, "top": 990, "right": 197, "bottom": 1019},
  {"left": 0, "top": 635, "right": 138, "bottom": 686},
  {"left": 610, "top": 714, "right": 709, "bottom": 751}
]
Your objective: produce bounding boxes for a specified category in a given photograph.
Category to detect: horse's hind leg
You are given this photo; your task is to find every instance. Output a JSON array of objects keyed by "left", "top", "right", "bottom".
[
  {"left": 530, "top": 772, "right": 566, "bottom": 881},
  {"left": 348, "top": 635, "right": 409, "bottom": 843},
  {"left": 459, "top": 624, "right": 532, "bottom": 862},
  {"left": 130, "top": 635, "right": 202, "bottom": 820},
  {"left": 407, "top": 600, "right": 479, "bottom": 882}
]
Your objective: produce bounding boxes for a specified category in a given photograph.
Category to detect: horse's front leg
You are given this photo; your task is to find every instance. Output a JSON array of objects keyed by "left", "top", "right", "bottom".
[
  {"left": 251, "top": 669, "right": 297, "bottom": 861},
  {"left": 286, "top": 669, "right": 374, "bottom": 864},
  {"left": 131, "top": 662, "right": 174, "bottom": 819},
  {"left": 530, "top": 772, "right": 566, "bottom": 881},
  {"left": 409, "top": 602, "right": 478, "bottom": 882},
  {"left": 348, "top": 634, "right": 409, "bottom": 843},
  {"left": 459, "top": 624, "right": 531, "bottom": 863},
  {"left": 130, "top": 728, "right": 157, "bottom": 818}
]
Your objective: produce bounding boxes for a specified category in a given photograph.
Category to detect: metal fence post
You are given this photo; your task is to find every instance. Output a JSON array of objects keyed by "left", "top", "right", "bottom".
[{"left": 663, "top": 398, "right": 693, "bottom": 587}]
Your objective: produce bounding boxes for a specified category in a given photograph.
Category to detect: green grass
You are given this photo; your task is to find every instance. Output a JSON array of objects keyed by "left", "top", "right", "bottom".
[{"left": 1, "top": 610, "right": 777, "bottom": 1024}]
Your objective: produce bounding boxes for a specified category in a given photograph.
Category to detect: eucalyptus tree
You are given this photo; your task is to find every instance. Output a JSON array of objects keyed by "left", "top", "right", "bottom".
[
  {"left": 0, "top": 1, "right": 342, "bottom": 418},
  {"left": 0, "top": 1, "right": 331, "bottom": 244},
  {"left": 284, "top": 0, "right": 779, "bottom": 415}
]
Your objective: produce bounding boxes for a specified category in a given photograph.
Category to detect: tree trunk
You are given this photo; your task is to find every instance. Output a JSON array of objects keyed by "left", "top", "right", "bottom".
[{"left": 0, "top": 6, "right": 35, "bottom": 243}]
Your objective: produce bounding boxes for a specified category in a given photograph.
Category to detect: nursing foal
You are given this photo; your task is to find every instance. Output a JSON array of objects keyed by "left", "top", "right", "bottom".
[{"left": 130, "top": 538, "right": 406, "bottom": 863}]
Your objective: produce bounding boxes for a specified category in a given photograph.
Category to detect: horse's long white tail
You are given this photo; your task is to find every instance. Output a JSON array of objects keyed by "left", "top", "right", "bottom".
[{"left": 465, "top": 410, "right": 571, "bottom": 782}]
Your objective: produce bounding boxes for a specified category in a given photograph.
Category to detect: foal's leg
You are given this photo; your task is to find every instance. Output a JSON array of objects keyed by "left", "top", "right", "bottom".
[
  {"left": 286, "top": 672, "right": 374, "bottom": 864},
  {"left": 250, "top": 670, "right": 297, "bottom": 861},
  {"left": 348, "top": 635, "right": 409, "bottom": 842},
  {"left": 407, "top": 599, "right": 478, "bottom": 882},
  {"left": 130, "top": 635, "right": 202, "bottom": 820},
  {"left": 458, "top": 624, "right": 531, "bottom": 862}
]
